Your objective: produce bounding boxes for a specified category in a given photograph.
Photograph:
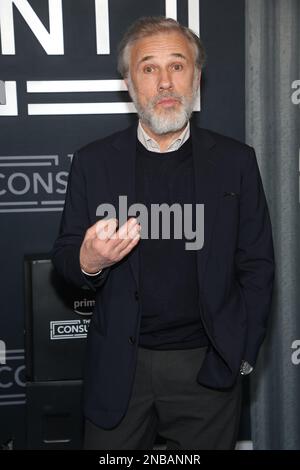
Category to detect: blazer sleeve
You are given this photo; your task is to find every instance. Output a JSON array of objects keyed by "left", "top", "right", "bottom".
[
  {"left": 235, "top": 147, "right": 275, "bottom": 367},
  {"left": 51, "top": 150, "right": 110, "bottom": 292}
]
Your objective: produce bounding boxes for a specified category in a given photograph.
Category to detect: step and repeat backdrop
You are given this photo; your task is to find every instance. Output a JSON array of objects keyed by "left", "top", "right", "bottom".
[{"left": 0, "top": 0, "right": 246, "bottom": 448}]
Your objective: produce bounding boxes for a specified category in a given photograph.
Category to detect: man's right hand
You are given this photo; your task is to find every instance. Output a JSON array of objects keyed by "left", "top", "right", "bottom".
[{"left": 79, "top": 217, "right": 141, "bottom": 274}]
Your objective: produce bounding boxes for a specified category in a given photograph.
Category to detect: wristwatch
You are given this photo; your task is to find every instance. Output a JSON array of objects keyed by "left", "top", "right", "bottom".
[{"left": 240, "top": 360, "right": 254, "bottom": 375}]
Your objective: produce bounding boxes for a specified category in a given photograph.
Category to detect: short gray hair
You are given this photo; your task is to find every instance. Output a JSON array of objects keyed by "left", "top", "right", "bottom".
[{"left": 117, "top": 16, "right": 206, "bottom": 78}]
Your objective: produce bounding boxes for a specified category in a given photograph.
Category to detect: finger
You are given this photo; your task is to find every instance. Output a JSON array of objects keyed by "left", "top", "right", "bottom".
[
  {"left": 108, "top": 221, "right": 140, "bottom": 253},
  {"left": 113, "top": 217, "right": 139, "bottom": 241},
  {"left": 100, "top": 218, "right": 119, "bottom": 241},
  {"left": 119, "top": 223, "right": 141, "bottom": 249},
  {"left": 114, "top": 222, "right": 141, "bottom": 252},
  {"left": 88, "top": 218, "right": 116, "bottom": 238},
  {"left": 118, "top": 232, "right": 141, "bottom": 258},
  {"left": 96, "top": 218, "right": 118, "bottom": 240}
]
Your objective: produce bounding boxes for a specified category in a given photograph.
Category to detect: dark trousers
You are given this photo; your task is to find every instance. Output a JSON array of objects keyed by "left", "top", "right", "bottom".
[{"left": 84, "top": 346, "right": 242, "bottom": 450}]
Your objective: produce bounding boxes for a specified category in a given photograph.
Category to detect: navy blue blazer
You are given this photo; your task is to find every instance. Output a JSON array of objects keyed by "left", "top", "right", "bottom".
[{"left": 51, "top": 122, "right": 275, "bottom": 429}]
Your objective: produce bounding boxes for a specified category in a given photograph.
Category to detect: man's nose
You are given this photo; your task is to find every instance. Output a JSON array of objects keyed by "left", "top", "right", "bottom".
[{"left": 158, "top": 69, "right": 173, "bottom": 91}]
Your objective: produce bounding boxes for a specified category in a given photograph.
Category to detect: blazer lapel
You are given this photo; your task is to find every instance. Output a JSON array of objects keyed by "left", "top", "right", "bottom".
[
  {"left": 109, "top": 122, "right": 140, "bottom": 289},
  {"left": 191, "top": 124, "right": 221, "bottom": 290}
]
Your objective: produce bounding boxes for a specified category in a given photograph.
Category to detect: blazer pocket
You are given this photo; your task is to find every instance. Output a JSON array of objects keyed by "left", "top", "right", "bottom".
[{"left": 220, "top": 190, "right": 240, "bottom": 230}]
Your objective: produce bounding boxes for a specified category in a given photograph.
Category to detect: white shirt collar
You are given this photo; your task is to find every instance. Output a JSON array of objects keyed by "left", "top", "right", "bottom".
[{"left": 137, "top": 121, "right": 190, "bottom": 153}]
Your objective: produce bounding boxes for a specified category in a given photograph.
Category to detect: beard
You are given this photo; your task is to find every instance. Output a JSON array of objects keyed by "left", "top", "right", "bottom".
[{"left": 127, "top": 71, "right": 200, "bottom": 135}]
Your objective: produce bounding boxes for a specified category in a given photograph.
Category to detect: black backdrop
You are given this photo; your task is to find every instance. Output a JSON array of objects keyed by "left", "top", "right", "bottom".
[{"left": 0, "top": 0, "right": 246, "bottom": 448}]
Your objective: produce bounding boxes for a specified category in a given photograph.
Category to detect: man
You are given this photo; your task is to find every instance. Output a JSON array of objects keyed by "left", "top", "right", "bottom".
[{"left": 52, "top": 17, "right": 275, "bottom": 450}]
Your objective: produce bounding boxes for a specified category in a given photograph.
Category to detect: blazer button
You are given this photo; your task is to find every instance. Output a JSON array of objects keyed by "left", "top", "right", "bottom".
[
  {"left": 134, "top": 291, "right": 139, "bottom": 301},
  {"left": 128, "top": 336, "right": 136, "bottom": 345}
]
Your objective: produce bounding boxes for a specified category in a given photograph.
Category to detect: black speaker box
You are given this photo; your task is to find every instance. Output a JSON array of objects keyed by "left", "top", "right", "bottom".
[{"left": 24, "top": 255, "right": 95, "bottom": 381}]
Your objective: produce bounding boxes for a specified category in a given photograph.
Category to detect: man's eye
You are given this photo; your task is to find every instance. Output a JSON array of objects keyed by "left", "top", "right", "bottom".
[
  {"left": 144, "top": 66, "right": 154, "bottom": 73},
  {"left": 172, "top": 64, "right": 183, "bottom": 71}
]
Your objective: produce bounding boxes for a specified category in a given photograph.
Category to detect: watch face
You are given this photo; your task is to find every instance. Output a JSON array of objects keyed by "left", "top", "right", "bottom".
[{"left": 240, "top": 361, "right": 253, "bottom": 375}]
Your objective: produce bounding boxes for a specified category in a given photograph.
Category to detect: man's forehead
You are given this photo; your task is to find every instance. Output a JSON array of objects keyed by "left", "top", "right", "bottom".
[
  {"left": 130, "top": 31, "right": 194, "bottom": 60},
  {"left": 138, "top": 52, "right": 188, "bottom": 66}
]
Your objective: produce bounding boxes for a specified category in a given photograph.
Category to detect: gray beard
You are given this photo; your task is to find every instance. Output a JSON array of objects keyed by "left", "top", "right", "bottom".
[{"left": 127, "top": 74, "right": 199, "bottom": 135}]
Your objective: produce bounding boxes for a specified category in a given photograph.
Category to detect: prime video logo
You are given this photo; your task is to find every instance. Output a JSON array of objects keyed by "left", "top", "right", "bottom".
[
  {"left": 73, "top": 298, "right": 95, "bottom": 316},
  {"left": 96, "top": 196, "right": 204, "bottom": 251}
]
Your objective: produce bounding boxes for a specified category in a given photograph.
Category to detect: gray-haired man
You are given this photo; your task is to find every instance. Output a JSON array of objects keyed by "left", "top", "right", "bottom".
[{"left": 52, "top": 16, "right": 274, "bottom": 450}]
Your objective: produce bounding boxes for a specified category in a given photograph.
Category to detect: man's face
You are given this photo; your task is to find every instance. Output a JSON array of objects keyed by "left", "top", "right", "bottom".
[{"left": 125, "top": 31, "right": 201, "bottom": 136}]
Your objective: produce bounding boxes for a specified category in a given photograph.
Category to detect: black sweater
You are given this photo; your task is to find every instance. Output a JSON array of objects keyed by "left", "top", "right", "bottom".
[{"left": 135, "top": 138, "right": 209, "bottom": 350}]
